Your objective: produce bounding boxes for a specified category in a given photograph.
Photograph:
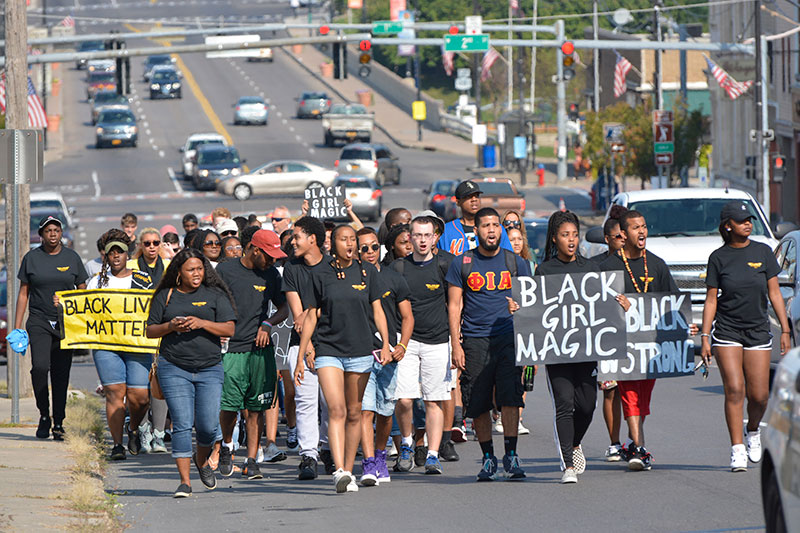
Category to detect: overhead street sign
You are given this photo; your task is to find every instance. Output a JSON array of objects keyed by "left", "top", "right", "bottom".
[
  {"left": 655, "top": 153, "right": 674, "bottom": 165},
  {"left": 654, "top": 142, "right": 674, "bottom": 154},
  {"left": 444, "top": 34, "right": 490, "bottom": 52},
  {"left": 465, "top": 16, "right": 482, "bottom": 35},
  {"left": 372, "top": 21, "right": 403, "bottom": 35}
]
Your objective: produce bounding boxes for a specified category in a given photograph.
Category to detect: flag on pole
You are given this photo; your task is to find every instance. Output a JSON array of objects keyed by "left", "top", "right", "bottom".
[
  {"left": 442, "top": 47, "right": 455, "bottom": 76},
  {"left": 1, "top": 74, "right": 49, "bottom": 128},
  {"left": 480, "top": 47, "right": 501, "bottom": 82},
  {"left": 704, "top": 56, "right": 753, "bottom": 100},
  {"left": 509, "top": 0, "right": 524, "bottom": 17},
  {"left": 59, "top": 14, "right": 76, "bottom": 27},
  {"left": 613, "top": 52, "right": 633, "bottom": 98}
]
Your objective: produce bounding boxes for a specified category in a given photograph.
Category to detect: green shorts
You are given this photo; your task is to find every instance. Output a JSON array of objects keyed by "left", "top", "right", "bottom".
[{"left": 220, "top": 346, "right": 277, "bottom": 412}]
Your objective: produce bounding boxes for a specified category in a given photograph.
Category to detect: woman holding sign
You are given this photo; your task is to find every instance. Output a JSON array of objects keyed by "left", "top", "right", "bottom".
[
  {"left": 146, "top": 248, "right": 236, "bottom": 498},
  {"left": 85, "top": 229, "right": 154, "bottom": 460},
  {"left": 700, "top": 201, "right": 790, "bottom": 472},
  {"left": 533, "top": 211, "right": 630, "bottom": 484}
]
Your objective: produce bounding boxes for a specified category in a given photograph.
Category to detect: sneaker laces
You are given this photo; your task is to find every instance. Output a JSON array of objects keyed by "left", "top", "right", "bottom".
[
  {"left": 482, "top": 456, "right": 494, "bottom": 472},
  {"left": 508, "top": 454, "right": 520, "bottom": 470},
  {"left": 400, "top": 445, "right": 412, "bottom": 460}
]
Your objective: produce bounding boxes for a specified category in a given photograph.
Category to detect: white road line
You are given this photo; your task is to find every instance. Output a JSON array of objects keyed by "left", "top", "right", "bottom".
[
  {"left": 146, "top": 129, "right": 152, "bottom": 135},
  {"left": 309, "top": 148, "right": 315, "bottom": 154},
  {"left": 91, "top": 171, "right": 101, "bottom": 198},
  {"left": 167, "top": 166, "right": 184, "bottom": 193},
  {"left": 295, "top": 134, "right": 302, "bottom": 142},
  {"left": 289, "top": 126, "right": 295, "bottom": 132},
  {"left": 152, "top": 145, "right": 158, "bottom": 151},
  {"left": 141, "top": 114, "right": 147, "bottom": 120},
  {"left": 143, "top": 121, "right": 149, "bottom": 128},
  {"left": 282, "top": 118, "right": 287, "bottom": 125},
  {"left": 159, "top": 150, "right": 165, "bottom": 158}
]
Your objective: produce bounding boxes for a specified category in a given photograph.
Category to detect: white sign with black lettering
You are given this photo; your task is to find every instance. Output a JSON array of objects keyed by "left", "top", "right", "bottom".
[
  {"left": 511, "top": 272, "right": 627, "bottom": 365},
  {"left": 598, "top": 292, "right": 695, "bottom": 380},
  {"left": 304, "top": 185, "right": 348, "bottom": 219}
]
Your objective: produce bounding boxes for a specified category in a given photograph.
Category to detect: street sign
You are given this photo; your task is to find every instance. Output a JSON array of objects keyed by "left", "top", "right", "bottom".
[
  {"left": 456, "top": 68, "right": 471, "bottom": 79},
  {"left": 655, "top": 153, "right": 674, "bottom": 165},
  {"left": 472, "top": 124, "right": 487, "bottom": 145},
  {"left": 444, "top": 34, "right": 490, "bottom": 53},
  {"left": 603, "top": 122, "right": 624, "bottom": 143},
  {"left": 372, "top": 21, "right": 403, "bottom": 34},
  {"left": 454, "top": 76, "right": 472, "bottom": 91},
  {"left": 654, "top": 142, "right": 674, "bottom": 154},
  {"left": 654, "top": 123, "right": 673, "bottom": 143},
  {"left": 652, "top": 110, "right": 673, "bottom": 166},
  {"left": 465, "top": 16, "right": 482, "bottom": 35},
  {"left": 397, "top": 10, "right": 415, "bottom": 56},
  {"left": 653, "top": 110, "right": 673, "bottom": 123},
  {"left": 611, "top": 143, "right": 626, "bottom": 153},
  {"left": 412, "top": 100, "right": 426, "bottom": 121}
]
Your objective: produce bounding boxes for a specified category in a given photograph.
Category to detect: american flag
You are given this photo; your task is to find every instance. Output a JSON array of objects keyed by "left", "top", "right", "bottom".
[
  {"left": 442, "top": 48, "right": 454, "bottom": 76},
  {"left": 0, "top": 73, "right": 49, "bottom": 129},
  {"left": 59, "top": 15, "right": 75, "bottom": 27},
  {"left": 509, "top": 0, "right": 524, "bottom": 17},
  {"left": 613, "top": 52, "right": 632, "bottom": 98},
  {"left": 480, "top": 47, "right": 501, "bottom": 81},
  {"left": 705, "top": 56, "right": 753, "bottom": 100}
]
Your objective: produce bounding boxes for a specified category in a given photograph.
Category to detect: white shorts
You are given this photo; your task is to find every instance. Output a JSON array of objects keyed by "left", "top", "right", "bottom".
[
  {"left": 394, "top": 339, "right": 452, "bottom": 402},
  {"left": 275, "top": 345, "right": 293, "bottom": 372}
]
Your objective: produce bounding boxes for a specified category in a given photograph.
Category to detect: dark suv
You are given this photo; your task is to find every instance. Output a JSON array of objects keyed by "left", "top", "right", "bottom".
[
  {"left": 193, "top": 145, "right": 244, "bottom": 191},
  {"left": 149, "top": 68, "right": 182, "bottom": 99}
]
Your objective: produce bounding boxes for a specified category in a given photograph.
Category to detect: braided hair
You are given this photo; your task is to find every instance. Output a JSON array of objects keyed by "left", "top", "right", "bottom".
[
  {"left": 153, "top": 248, "right": 236, "bottom": 312},
  {"left": 97, "top": 228, "right": 132, "bottom": 288},
  {"left": 330, "top": 224, "right": 366, "bottom": 284},
  {"left": 544, "top": 210, "right": 581, "bottom": 262}
]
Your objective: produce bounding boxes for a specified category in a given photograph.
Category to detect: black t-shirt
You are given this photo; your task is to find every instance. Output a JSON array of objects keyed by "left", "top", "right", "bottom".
[
  {"left": 18, "top": 246, "right": 88, "bottom": 321},
  {"left": 600, "top": 250, "right": 678, "bottom": 293},
  {"left": 706, "top": 241, "right": 780, "bottom": 329},
  {"left": 216, "top": 259, "right": 286, "bottom": 353},
  {"left": 147, "top": 285, "right": 237, "bottom": 371},
  {"left": 308, "top": 260, "right": 381, "bottom": 357},
  {"left": 373, "top": 266, "right": 411, "bottom": 348},
  {"left": 590, "top": 252, "right": 612, "bottom": 264},
  {"left": 390, "top": 254, "right": 452, "bottom": 344},
  {"left": 281, "top": 254, "right": 329, "bottom": 346},
  {"left": 536, "top": 255, "right": 600, "bottom": 276}
]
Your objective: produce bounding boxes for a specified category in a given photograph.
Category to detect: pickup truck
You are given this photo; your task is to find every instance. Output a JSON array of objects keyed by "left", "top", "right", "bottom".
[
  {"left": 322, "top": 103, "right": 374, "bottom": 147},
  {"left": 472, "top": 177, "right": 526, "bottom": 213}
]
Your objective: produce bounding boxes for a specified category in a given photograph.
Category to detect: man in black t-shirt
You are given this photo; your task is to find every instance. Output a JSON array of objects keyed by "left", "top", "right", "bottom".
[{"left": 216, "top": 228, "right": 288, "bottom": 480}]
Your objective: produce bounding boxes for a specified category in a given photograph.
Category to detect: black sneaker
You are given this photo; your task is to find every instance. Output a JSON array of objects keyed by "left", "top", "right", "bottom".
[
  {"left": 173, "top": 483, "right": 192, "bottom": 498},
  {"left": 439, "top": 440, "right": 460, "bottom": 462},
  {"left": 619, "top": 442, "right": 634, "bottom": 462},
  {"left": 242, "top": 458, "right": 263, "bottom": 480},
  {"left": 127, "top": 424, "right": 140, "bottom": 455},
  {"left": 110, "top": 444, "right": 126, "bottom": 461},
  {"left": 218, "top": 445, "right": 234, "bottom": 477},
  {"left": 414, "top": 445, "right": 428, "bottom": 467},
  {"left": 36, "top": 416, "right": 51, "bottom": 439},
  {"left": 629, "top": 446, "right": 653, "bottom": 472},
  {"left": 52, "top": 425, "right": 65, "bottom": 441},
  {"left": 319, "top": 449, "right": 335, "bottom": 475},
  {"left": 298, "top": 455, "right": 318, "bottom": 480},
  {"left": 193, "top": 454, "right": 217, "bottom": 490}
]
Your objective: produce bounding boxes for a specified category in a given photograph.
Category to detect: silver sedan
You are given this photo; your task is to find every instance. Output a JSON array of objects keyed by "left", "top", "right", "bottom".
[
  {"left": 233, "top": 96, "right": 269, "bottom": 126},
  {"left": 218, "top": 160, "right": 338, "bottom": 201}
]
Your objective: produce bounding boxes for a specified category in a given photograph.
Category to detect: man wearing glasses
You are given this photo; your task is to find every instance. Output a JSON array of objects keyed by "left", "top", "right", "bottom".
[
  {"left": 389, "top": 216, "right": 454, "bottom": 476},
  {"left": 270, "top": 206, "right": 292, "bottom": 235}
]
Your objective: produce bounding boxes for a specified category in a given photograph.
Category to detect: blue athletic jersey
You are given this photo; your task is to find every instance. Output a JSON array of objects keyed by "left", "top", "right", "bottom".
[{"left": 437, "top": 218, "right": 513, "bottom": 256}]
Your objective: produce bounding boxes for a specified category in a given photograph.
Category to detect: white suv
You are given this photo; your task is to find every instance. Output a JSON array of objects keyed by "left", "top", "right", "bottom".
[{"left": 582, "top": 188, "right": 777, "bottom": 322}]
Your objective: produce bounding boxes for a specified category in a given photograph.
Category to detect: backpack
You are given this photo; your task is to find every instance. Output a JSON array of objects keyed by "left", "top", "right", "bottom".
[{"left": 460, "top": 249, "right": 518, "bottom": 282}]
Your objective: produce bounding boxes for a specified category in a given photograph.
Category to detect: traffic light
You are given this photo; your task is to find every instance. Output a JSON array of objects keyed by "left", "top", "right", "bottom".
[
  {"left": 318, "top": 25, "right": 330, "bottom": 51},
  {"left": 773, "top": 154, "right": 788, "bottom": 183},
  {"left": 568, "top": 103, "right": 579, "bottom": 121},
  {"left": 561, "top": 41, "right": 576, "bottom": 81},
  {"left": 332, "top": 42, "right": 348, "bottom": 79},
  {"left": 358, "top": 39, "right": 371, "bottom": 78}
]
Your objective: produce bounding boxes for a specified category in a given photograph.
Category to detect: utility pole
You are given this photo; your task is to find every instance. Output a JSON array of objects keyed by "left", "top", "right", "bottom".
[
  {"left": 754, "top": 0, "right": 769, "bottom": 216},
  {"left": 413, "top": 0, "right": 422, "bottom": 141},
  {"left": 473, "top": 0, "right": 483, "bottom": 167},
  {"left": 556, "top": 19, "right": 567, "bottom": 181},
  {"left": 5, "top": 0, "right": 33, "bottom": 423},
  {"left": 506, "top": 2, "right": 512, "bottom": 111},
  {"left": 517, "top": 32, "right": 527, "bottom": 185},
  {"left": 42, "top": 0, "right": 49, "bottom": 150},
  {"left": 592, "top": 0, "right": 599, "bottom": 112},
  {"left": 529, "top": 0, "right": 538, "bottom": 112},
  {"left": 654, "top": 1, "right": 664, "bottom": 185}
]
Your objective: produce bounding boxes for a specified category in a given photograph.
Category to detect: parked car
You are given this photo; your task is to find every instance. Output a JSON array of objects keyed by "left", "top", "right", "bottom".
[
  {"left": 471, "top": 177, "right": 526, "bottom": 213},
  {"left": 30, "top": 191, "right": 76, "bottom": 229},
  {"left": 180, "top": 133, "right": 228, "bottom": 178},
  {"left": 247, "top": 47, "right": 273, "bottom": 62},
  {"left": 761, "top": 347, "right": 800, "bottom": 533},
  {"left": 296, "top": 91, "right": 331, "bottom": 118},
  {"left": 322, "top": 103, "right": 374, "bottom": 146},
  {"left": 0, "top": 269, "right": 6, "bottom": 360},
  {"left": 334, "top": 176, "right": 382, "bottom": 222},
  {"left": 95, "top": 108, "right": 138, "bottom": 148},
  {"left": 90, "top": 90, "right": 131, "bottom": 125},
  {"left": 86, "top": 71, "right": 116, "bottom": 100},
  {"left": 423, "top": 179, "right": 458, "bottom": 222},
  {"left": 76, "top": 40, "right": 105, "bottom": 70},
  {"left": 218, "top": 160, "right": 338, "bottom": 201},
  {"left": 149, "top": 66, "right": 182, "bottom": 99},
  {"left": 335, "top": 143, "right": 399, "bottom": 185},
  {"left": 143, "top": 54, "right": 176, "bottom": 82},
  {"left": 86, "top": 59, "right": 115, "bottom": 74},
  {"left": 193, "top": 145, "right": 243, "bottom": 191},
  {"left": 29, "top": 207, "right": 75, "bottom": 249},
  {"left": 524, "top": 217, "right": 549, "bottom": 264},
  {"left": 233, "top": 96, "right": 269, "bottom": 125}
]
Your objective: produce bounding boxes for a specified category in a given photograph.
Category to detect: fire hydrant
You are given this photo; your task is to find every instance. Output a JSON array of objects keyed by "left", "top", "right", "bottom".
[{"left": 537, "top": 164, "right": 545, "bottom": 187}]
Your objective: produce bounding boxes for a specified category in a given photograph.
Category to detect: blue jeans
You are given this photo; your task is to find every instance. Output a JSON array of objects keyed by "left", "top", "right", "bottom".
[
  {"left": 315, "top": 354, "right": 374, "bottom": 373},
  {"left": 362, "top": 360, "right": 398, "bottom": 417},
  {"left": 157, "top": 358, "right": 223, "bottom": 458},
  {"left": 93, "top": 350, "right": 152, "bottom": 388}
]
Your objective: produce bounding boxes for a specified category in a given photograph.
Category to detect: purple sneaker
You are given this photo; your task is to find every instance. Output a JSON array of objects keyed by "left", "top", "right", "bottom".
[
  {"left": 375, "top": 449, "right": 391, "bottom": 483},
  {"left": 360, "top": 457, "right": 378, "bottom": 486}
]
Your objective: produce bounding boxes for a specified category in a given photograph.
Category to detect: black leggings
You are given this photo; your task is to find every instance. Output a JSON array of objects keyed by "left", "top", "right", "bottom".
[
  {"left": 28, "top": 318, "right": 73, "bottom": 425},
  {"left": 546, "top": 362, "right": 597, "bottom": 469}
]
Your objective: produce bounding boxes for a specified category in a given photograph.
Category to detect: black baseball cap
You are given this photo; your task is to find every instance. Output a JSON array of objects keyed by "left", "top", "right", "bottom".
[
  {"left": 455, "top": 180, "right": 483, "bottom": 200},
  {"left": 37, "top": 215, "right": 63, "bottom": 235},
  {"left": 720, "top": 201, "right": 755, "bottom": 223}
]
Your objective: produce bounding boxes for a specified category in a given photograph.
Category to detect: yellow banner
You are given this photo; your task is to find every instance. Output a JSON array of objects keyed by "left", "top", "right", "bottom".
[{"left": 57, "top": 289, "right": 159, "bottom": 354}]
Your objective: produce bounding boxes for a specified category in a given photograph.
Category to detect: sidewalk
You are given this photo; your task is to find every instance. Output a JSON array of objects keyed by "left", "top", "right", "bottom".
[{"left": 282, "top": 20, "right": 477, "bottom": 158}]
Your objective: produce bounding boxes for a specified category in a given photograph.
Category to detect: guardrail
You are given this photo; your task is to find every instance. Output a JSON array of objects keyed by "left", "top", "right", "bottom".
[{"left": 440, "top": 113, "right": 497, "bottom": 143}]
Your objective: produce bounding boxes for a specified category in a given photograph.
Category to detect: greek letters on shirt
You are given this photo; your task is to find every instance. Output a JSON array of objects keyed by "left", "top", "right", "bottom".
[{"left": 465, "top": 270, "right": 513, "bottom": 292}]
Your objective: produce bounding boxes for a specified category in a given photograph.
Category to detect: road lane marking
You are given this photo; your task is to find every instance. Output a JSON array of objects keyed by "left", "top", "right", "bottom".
[
  {"left": 159, "top": 150, "right": 165, "bottom": 158},
  {"left": 167, "top": 166, "right": 183, "bottom": 193},
  {"left": 91, "top": 171, "right": 101, "bottom": 197}
]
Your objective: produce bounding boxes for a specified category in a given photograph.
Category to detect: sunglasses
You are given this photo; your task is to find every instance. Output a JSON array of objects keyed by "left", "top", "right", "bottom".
[
  {"left": 143, "top": 240, "right": 161, "bottom": 247},
  {"left": 171, "top": 246, "right": 180, "bottom": 253},
  {"left": 360, "top": 244, "right": 380, "bottom": 254},
  {"left": 226, "top": 245, "right": 243, "bottom": 252},
  {"left": 272, "top": 217, "right": 285, "bottom": 223},
  {"left": 611, "top": 233, "right": 624, "bottom": 240},
  {"left": 204, "top": 240, "right": 221, "bottom": 247},
  {"left": 503, "top": 220, "right": 521, "bottom": 229},
  {"left": 220, "top": 230, "right": 237, "bottom": 237}
]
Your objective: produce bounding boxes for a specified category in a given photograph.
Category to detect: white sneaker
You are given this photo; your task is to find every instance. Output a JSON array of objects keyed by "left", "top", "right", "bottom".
[
  {"left": 346, "top": 478, "right": 359, "bottom": 492},
  {"left": 256, "top": 446, "right": 264, "bottom": 464},
  {"left": 333, "top": 468, "right": 352, "bottom": 493},
  {"left": 745, "top": 429, "right": 762, "bottom": 463},
  {"left": 494, "top": 420, "right": 504, "bottom": 434},
  {"left": 138, "top": 421, "right": 153, "bottom": 454},
  {"left": 572, "top": 445, "right": 586, "bottom": 475},
  {"left": 730, "top": 444, "right": 748, "bottom": 472},
  {"left": 605, "top": 444, "right": 622, "bottom": 462},
  {"left": 388, "top": 440, "right": 398, "bottom": 458},
  {"left": 561, "top": 468, "right": 578, "bottom": 484},
  {"left": 151, "top": 429, "right": 168, "bottom": 453},
  {"left": 517, "top": 420, "right": 530, "bottom": 435},
  {"left": 260, "top": 442, "right": 287, "bottom": 463}
]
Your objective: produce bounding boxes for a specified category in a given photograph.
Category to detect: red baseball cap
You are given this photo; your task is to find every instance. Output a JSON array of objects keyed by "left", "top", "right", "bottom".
[{"left": 251, "top": 229, "right": 287, "bottom": 259}]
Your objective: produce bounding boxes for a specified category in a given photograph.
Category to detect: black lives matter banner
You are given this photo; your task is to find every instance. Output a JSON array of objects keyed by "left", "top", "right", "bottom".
[
  {"left": 57, "top": 289, "right": 160, "bottom": 353},
  {"left": 512, "top": 271, "right": 627, "bottom": 365},
  {"left": 267, "top": 301, "right": 294, "bottom": 367},
  {"left": 598, "top": 292, "right": 694, "bottom": 380},
  {"left": 304, "top": 185, "right": 347, "bottom": 219}
]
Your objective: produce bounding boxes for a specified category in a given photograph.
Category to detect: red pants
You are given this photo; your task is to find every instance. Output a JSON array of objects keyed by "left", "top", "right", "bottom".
[{"left": 619, "top": 379, "right": 655, "bottom": 418}]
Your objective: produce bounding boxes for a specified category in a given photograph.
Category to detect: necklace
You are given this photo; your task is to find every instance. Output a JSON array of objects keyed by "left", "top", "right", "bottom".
[{"left": 621, "top": 248, "right": 649, "bottom": 293}]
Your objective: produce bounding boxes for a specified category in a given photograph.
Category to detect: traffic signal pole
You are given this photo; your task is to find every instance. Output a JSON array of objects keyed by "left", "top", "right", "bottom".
[{"left": 555, "top": 20, "right": 567, "bottom": 182}]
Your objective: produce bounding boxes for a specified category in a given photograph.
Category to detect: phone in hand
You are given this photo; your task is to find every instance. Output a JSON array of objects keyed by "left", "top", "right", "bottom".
[
  {"left": 175, "top": 316, "right": 187, "bottom": 322},
  {"left": 372, "top": 349, "right": 381, "bottom": 363}
]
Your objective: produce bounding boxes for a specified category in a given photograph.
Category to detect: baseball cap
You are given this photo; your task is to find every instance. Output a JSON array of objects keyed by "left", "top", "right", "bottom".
[
  {"left": 251, "top": 229, "right": 287, "bottom": 259},
  {"left": 215, "top": 218, "right": 239, "bottom": 236},
  {"left": 720, "top": 201, "right": 755, "bottom": 223},
  {"left": 37, "top": 215, "right": 63, "bottom": 235},
  {"left": 454, "top": 180, "right": 482, "bottom": 200}
]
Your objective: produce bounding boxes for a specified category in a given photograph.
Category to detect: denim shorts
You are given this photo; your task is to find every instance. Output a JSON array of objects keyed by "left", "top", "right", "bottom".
[
  {"left": 362, "top": 360, "right": 398, "bottom": 417},
  {"left": 315, "top": 354, "right": 374, "bottom": 373},
  {"left": 93, "top": 350, "right": 153, "bottom": 389}
]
